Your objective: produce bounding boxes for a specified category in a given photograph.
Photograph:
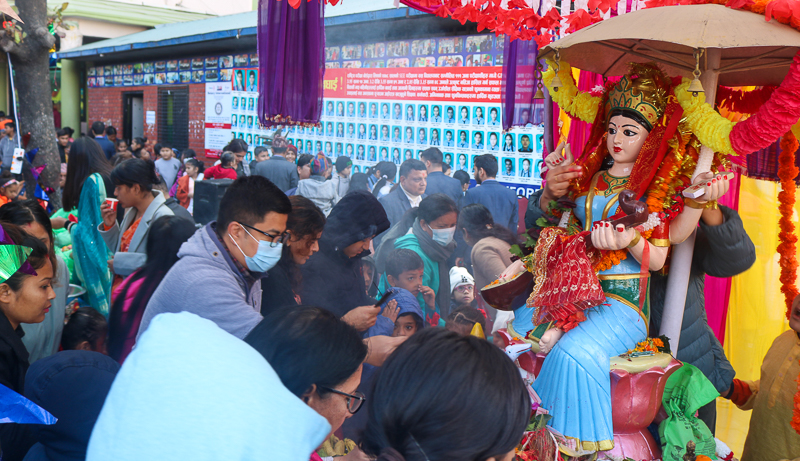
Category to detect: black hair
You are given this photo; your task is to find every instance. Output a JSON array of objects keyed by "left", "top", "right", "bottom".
[
  {"left": 442, "top": 163, "right": 451, "bottom": 175},
  {"left": 61, "top": 306, "right": 108, "bottom": 351},
  {"left": 184, "top": 158, "right": 205, "bottom": 173},
  {"left": 453, "top": 170, "right": 470, "bottom": 187},
  {"left": 153, "top": 143, "right": 163, "bottom": 157},
  {"left": 56, "top": 128, "right": 69, "bottom": 138},
  {"left": 244, "top": 306, "right": 368, "bottom": 398},
  {"left": 419, "top": 148, "right": 443, "bottom": 166},
  {"left": 131, "top": 137, "right": 147, "bottom": 158},
  {"left": 114, "top": 138, "right": 128, "bottom": 149},
  {"left": 445, "top": 305, "right": 487, "bottom": 334},
  {"left": 110, "top": 158, "right": 160, "bottom": 193},
  {"left": 473, "top": 154, "right": 499, "bottom": 177},
  {"left": 181, "top": 148, "right": 196, "bottom": 160},
  {"left": 4, "top": 122, "right": 14, "bottom": 131},
  {"left": 105, "top": 126, "right": 117, "bottom": 136},
  {"left": 458, "top": 204, "right": 519, "bottom": 247},
  {"left": 0, "top": 199, "right": 57, "bottom": 278},
  {"left": 224, "top": 138, "right": 248, "bottom": 153},
  {"left": 608, "top": 108, "right": 653, "bottom": 132},
  {"left": 107, "top": 215, "right": 197, "bottom": 362},
  {"left": 371, "top": 161, "right": 397, "bottom": 197},
  {"left": 395, "top": 193, "right": 458, "bottom": 233},
  {"left": 62, "top": 137, "right": 113, "bottom": 211},
  {"left": 385, "top": 248, "right": 424, "bottom": 278},
  {"left": 0, "top": 222, "right": 50, "bottom": 292},
  {"left": 280, "top": 196, "right": 326, "bottom": 294},
  {"left": 217, "top": 175, "right": 292, "bottom": 232},
  {"left": 219, "top": 152, "right": 234, "bottom": 168},
  {"left": 152, "top": 176, "right": 168, "bottom": 195},
  {"left": 91, "top": 121, "right": 105, "bottom": 136},
  {"left": 253, "top": 146, "right": 268, "bottom": 157},
  {"left": 362, "top": 328, "right": 530, "bottom": 460},
  {"left": 399, "top": 159, "right": 426, "bottom": 179},
  {"left": 348, "top": 172, "right": 369, "bottom": 194},
  {"left": 296, "top": 153, "right": 314, "bottom": 168}
]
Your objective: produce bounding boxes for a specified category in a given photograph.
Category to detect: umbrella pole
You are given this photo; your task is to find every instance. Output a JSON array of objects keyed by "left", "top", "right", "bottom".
[{"left": 658, "top": 48, "right": 721, "bottom": 350}]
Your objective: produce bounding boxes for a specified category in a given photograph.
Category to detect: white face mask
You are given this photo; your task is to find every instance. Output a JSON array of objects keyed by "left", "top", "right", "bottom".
[{"left": 431, "top": 226, "right": 456, "bottom": 246}]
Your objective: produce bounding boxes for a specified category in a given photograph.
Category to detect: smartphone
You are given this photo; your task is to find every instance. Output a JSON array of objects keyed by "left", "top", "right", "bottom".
[{"left": 374, "top": 290, "right": 393, "bottom": 307}]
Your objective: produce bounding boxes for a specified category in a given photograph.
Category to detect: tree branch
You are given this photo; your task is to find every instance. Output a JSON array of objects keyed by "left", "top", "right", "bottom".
[{"left": 31, "top": 26, "right": 55, "bottom": 50}]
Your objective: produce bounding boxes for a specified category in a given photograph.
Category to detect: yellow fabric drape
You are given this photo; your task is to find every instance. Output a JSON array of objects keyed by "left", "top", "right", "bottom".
[{"left": 716, "top": 175, "right": 798, "bottom": 455}]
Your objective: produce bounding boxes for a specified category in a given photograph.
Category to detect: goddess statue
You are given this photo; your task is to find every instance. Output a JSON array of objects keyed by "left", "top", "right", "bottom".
[{"left": 504, "top": 62, "right": 731, "bottom": 455}]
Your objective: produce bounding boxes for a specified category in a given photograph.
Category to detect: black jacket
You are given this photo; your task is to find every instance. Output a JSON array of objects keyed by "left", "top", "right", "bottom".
[
  {"left": 0, "top": 312, "right": 35, "bottom": 460},
  {"left": 261, "top": 261, "right": 298, "bottom": 316},
  {"left": 301, "top": 191, "right": 389, "bottom": 318}
]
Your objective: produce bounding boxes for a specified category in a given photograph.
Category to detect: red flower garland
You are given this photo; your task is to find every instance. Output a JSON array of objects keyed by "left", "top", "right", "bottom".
[{"left": 778, "top": 131, "right": 799, "bottom": 319}]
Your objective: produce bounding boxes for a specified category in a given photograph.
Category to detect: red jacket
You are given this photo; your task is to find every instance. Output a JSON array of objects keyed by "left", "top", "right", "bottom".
[{"left": 204, "top": 165, "right": 237, "bottom": 180}]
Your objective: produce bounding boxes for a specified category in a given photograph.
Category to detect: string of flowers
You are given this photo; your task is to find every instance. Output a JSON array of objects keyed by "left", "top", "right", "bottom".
[
  {"left": 778, "top": 131, "right": 799, "bottom": 318},
  {"left": 541, "top": 60, "right": 601, "bottom": 124}
]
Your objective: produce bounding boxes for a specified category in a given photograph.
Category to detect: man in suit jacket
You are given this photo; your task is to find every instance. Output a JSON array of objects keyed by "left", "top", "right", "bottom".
[
  {"left": 376, "top": 159, "right": 427, "bottom": 247},
  {"left": 252, "top": 137, "right": 298, "bottom": 192},
  {"left": 461, "top": 154, "right": 519, "bottom": 232},
  {"left": 92, "top": 121, "right": 116, "bottom": 160},
  {"left": 420, "top": 147, "right": 462, "bottom": 206}
]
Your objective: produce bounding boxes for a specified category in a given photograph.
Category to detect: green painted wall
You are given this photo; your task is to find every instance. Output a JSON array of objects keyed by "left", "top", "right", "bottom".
[{"left": 60, "top": 59, "right": 80, "bottom": 131}]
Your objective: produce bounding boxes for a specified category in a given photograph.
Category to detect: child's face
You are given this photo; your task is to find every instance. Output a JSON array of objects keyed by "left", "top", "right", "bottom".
[
  {"left": 0, "top": 182, "right": 22, "bottom": 200},
  {"left": 160, "top": 148, "right": 173, "bottom": 160},
  {"left": 393, "top": 315, "right": 418, "bottom": 337},
  {"left": 362, "top": 263, "right": 374, "bottom": 291},
  {"left": 59, "top": 172, "right": 67, "bottom": 188},
  {"left": 387, "top": 269, "right": 423, "bottom": 296},
  {"left": 452, "top": 284, "right": 474, "bottom": 306}
]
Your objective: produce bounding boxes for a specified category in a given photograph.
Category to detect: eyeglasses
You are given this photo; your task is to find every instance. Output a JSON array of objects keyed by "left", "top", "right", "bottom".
[
  {"left": 319, "top": 387, "right": 366, "bottom": 414},
  {"left": 454, "top": 285, "right": 474, "bottom": 294},
  {"left": 237, "top": 222, "right": 288, "bottom": 248}
]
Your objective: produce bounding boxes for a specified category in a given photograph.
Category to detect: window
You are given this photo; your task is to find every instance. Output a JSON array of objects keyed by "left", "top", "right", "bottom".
[{"left": 157, "top": 87, "right": 189, "bottom": 150}]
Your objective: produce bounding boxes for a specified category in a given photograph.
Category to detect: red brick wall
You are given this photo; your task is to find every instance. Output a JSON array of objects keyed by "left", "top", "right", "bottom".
[{"left": 87, "top": 83, "right": 208, "bottom": 162}]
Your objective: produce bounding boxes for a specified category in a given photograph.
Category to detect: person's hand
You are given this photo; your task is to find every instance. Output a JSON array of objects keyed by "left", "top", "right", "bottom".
[
  {"left": 50, "top": 217, "right": 67, "bottom": 229},
  {"left": 420, "top": 286, "right": 435, "bottom": 309},
  {"left": 692, "top": 171, "right": 731, "bottom": 203},
  {"left": 590, "top": 221, "right": 637, "bottom": 251},
  {"left": 100, "top": 202, "right": 116, "bottom": 229},
  {"left": 499, "top": 259, "right": 526, "bottom": 281},
  {"left": 342, "top": 304, "right": 381, "bottom": 331},
  {"left": 538, "top": 327, "right": 564, "bottom": 355},
  {"left": 454, "top": 257, "right": 465, "bottom": 267},
  {"left": 381, "top": 299, "right": 399, "bottom": 323},
  {"left": 541, "top": 142, "right": 582, "bottom": 210},
  {"left": 339, "top": 448, "right": 370, "bottom": 461},
  {"left": 107, "top": 258, "right": 114, "bottom": 273},
  {"left": 364, "top": 335, "right": 407, "bottom": 367}
]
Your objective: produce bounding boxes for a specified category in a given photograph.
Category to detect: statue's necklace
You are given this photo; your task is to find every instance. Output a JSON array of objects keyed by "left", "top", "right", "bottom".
[{"left": 598, "top": 171, "right": 630, "bottom": 198}]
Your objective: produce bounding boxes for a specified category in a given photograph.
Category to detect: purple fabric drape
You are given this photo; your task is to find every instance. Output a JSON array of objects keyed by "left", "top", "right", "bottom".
[
  {"left": 501, "top": 36, "right": 545, "bottom": 132},
  {"left": 257, "top": 0, "right": 325, "bottom": 128}
]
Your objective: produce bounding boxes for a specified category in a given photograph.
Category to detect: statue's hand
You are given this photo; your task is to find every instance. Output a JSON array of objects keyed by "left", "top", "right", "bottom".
[
  {"left": 693, "top": 171, "right": 731, "bottom": 203},
  {"left": 542, "top": 142, "right": 582, "bottom": 209},
  {"left": 591, "top": 221, "right": 636, "bottom": 250},
  {"left": 538, "top": 327, "right": 564, "bottom": 355}
]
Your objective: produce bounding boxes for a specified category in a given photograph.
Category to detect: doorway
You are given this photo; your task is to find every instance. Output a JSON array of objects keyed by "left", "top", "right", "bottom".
[{"left": 123, "top": 92, "right": 144, "bottom": 141}]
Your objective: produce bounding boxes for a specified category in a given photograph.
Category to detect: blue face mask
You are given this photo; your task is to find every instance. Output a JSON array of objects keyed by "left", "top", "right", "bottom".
[
  {"left": 229, "top": 227, "right": 283, "bottom": 273},
  {"left": 431, "top": 226, "right": 456, "bottom": 246}
]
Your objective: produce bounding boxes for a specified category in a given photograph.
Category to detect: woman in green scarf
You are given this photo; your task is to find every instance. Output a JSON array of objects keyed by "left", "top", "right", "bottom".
[
  {"left": 55, "top": 138, "right": 114, "bottom": 316},
  {"left": 375, "top": 194, "right": 458, "bottom": 326}
]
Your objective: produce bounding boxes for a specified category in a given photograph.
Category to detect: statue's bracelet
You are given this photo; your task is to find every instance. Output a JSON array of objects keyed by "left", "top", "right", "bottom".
[
  {"left": 627, "top": 229, "right": 642, "bottom": 248},
  {"left": 684, "top": 197, "right": 708, "bottom": 209}
]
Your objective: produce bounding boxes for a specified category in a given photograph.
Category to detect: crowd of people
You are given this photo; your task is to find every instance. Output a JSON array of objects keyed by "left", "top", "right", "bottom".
[{"left": 0, "top": 117, "right": 795, "bottom": 461}]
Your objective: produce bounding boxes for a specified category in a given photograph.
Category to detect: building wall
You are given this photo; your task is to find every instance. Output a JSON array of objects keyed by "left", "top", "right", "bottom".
[{"left": 87, "top": 84, "right": 206, "bottom": 161}]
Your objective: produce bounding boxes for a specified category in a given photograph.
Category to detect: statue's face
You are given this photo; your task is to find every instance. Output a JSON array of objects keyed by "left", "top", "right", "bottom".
[{"left": 607, "top": 115, "right": 648, "bottom": 166}]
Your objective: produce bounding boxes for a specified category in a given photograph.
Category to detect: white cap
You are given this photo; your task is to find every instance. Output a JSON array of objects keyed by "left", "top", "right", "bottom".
[{"left": 449, "top": 266, "right": 474, "bottom": 294}]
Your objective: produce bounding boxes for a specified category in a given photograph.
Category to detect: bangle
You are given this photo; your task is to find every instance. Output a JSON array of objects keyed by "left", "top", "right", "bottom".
[
  {"left": 706, "top": 200, "right": 718, "bottom": 210},
  {"left": 627, "top": 229, "right": 642, "bottom": 248},
  {"left": 684, "top": 197, "right": 707, "bottom": 209}
]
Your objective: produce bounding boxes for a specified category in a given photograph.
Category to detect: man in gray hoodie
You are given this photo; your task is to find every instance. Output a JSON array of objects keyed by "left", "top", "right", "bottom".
[{"left": 136, "top": 175, "right": 292, "bottom": 340}]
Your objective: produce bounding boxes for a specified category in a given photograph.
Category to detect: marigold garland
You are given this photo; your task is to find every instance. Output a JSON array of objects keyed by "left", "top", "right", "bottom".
[
  {"left": 542, "top": 59, "right": 600, "bottom": 124},
  {"left": 778, "top": 131, "right": 799, "bottom": 319},
  {"left": 675, "top": 79, "right": 738, "bottom": 157}
]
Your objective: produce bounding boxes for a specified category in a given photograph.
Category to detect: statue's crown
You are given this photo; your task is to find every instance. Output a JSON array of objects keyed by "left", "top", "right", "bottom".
[{"left": 605, "top": 64, "right": 669, "bottom": 130}]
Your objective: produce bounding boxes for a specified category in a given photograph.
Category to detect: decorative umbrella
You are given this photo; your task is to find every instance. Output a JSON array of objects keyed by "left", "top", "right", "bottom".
[
  {"left": 539, "top": 4, "right": 800, "bottom": 87},
  {"left": 538, "top": 2, "right": 800, "bottom": 350}
]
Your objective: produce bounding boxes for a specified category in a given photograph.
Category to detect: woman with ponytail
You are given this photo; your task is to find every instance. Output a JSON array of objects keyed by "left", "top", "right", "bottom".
[
  {"left": 362, "top": 328, "right": 529, "bottom": 461},
  {"left": 100, "top": 158, "right": 175, "bottom": 280}
]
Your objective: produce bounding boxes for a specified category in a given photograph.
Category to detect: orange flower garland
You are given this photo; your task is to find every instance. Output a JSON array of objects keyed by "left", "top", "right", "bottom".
[{"left": 778, "top": 131, "right": 799, "bottom": 318}]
